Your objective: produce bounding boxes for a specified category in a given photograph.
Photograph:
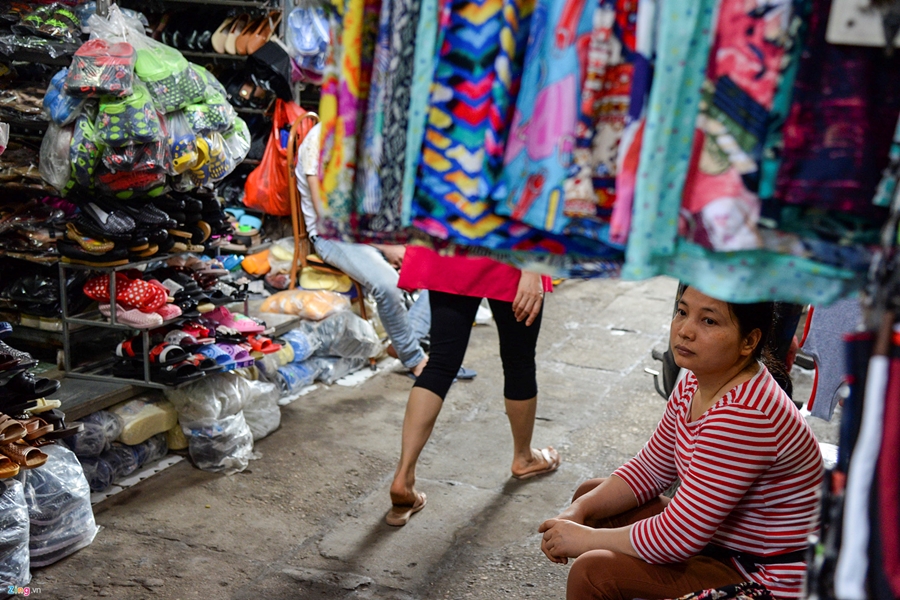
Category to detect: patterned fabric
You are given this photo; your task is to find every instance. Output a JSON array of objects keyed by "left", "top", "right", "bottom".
[
  {"left": 355, "top": 0, "right": 393, "bottom": 215},
  {"left": 410, "top": 0, "right": 625, "bottom": 268},
  {"left": 493, "top": 0, "right": 594, "bottom": 233},
  {"left": 671, "top": 581, "right": 775, "bottom": 600},
  {"left": 564, "top": 0, "right": 638, "bottom": 224},
  {"left": 678, "top": 0, "right": 794, "bottom": 252},
  {"left": 401, "top": 0, "right": 440, "bottom": 227},
  {"left": 608, "top": 0, "right": 656, "bottom": 245},
  {"left": 774, "top": 0, "right": 900, "bottom": 217},
  {"left": 318, "top": 0, "right": 381, "bottom": 227}
]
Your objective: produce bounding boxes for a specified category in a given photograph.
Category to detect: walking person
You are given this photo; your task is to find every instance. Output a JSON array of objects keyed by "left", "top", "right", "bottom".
[{"left": 385, "top": 246, "right": 561, "bottom": 526}]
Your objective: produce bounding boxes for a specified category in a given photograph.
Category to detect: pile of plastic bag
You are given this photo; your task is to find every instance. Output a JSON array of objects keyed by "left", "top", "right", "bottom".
[
  {"left": 64, "top": 409, "right": 170, "bottom": 493},
  {"left": 39, "top": 6, "right": 250, "bottom": 199},
  {"left": 165, "top": 372, "right": 279, "bottom": 473}
]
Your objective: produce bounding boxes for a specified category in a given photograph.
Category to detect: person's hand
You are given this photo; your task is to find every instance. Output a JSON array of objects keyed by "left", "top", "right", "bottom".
[
  {"left": 513, "top": 271, "right": 543, "bottom": 326},
  {"left": 372, "top": 244, "right": 406, "bottom": 269},
  {"left": 538, "top": 518, "right": 598, "bottom": 565}
]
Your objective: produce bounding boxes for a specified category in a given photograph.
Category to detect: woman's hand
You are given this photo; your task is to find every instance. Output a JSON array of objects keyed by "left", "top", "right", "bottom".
[
  {"left": 538, "top": 519, "right": 599, "bottom": 564},
  {"left": 513, "top": 271, "right": 544, "bottom": 326}
]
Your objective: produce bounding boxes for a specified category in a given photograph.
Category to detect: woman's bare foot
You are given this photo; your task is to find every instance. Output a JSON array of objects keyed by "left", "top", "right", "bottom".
[{"left": 511, "top": 447, "right": 561, "bottom": 480}]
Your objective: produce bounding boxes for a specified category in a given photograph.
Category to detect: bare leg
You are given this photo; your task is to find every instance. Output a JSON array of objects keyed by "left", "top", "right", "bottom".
[
  {"left": 390, "top": 387, "right": 443, "bottom": 505},
  {"left": 506, "top": 397, "right": 559, "bottom": 477}
]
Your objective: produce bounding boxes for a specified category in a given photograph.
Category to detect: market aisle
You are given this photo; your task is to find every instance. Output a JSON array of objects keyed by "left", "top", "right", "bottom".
[{"left": 33, "top": 277, "right": 831, "bottom": 599}]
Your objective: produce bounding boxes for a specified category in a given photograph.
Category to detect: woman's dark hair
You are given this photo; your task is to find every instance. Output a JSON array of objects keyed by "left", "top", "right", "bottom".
[{"left": 679, "top": 285, "right": 793, "bottom": 396}]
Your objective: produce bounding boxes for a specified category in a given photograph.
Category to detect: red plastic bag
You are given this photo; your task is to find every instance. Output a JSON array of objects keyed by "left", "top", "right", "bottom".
[{"left": 243, "top": 99, "right": 309, "bottom": 216}]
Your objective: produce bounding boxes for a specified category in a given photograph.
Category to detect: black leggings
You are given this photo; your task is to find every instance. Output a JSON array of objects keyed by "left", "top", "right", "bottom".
[{"left": 413, "top": 290, "right": 543, "bottom": 401}]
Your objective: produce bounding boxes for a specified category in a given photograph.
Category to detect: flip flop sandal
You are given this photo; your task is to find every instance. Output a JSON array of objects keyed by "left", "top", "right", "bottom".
[
  {"left": 0, "top": 440, "right": 48, "bottom": 469},
  {"left": 186, "top": 353, "right": 221, "bottom": 372},
  {"left": 155, "top": 304, "right": 183, "bottom": 321},
  {"left": 0, "top": 455, "right": 19, "bottom": 479},
  {"left": 99, "top": 303, "right": 165, "bottom": 329},
  {"left": 0, "top": 370, "right": 61, "bottom": 403},
  {"left": 148, "top": 342, "right": 190, "bottom": 366},
  {"left": 196, "top": 344, "right": 237, "bottom": 370},
  {"left": 164, "top": 330, "right": 208, "bottom": 350},
  {"left": 385, "top": 492, "right": 427, "bottom": 527},
  {"left": 65, "top": 222, "right": 114, "bottom": 253},
  {"left": 247, "top": 334, "right": 281, "bottom": 354},
  {"left": 216, "top": 343, "right": 254, "bottom": 368},
  {"left": 154, "top": 360, "right": 204, "bottom": 385},
  {"left": 0, "top": 415, "right": 26, "bottom": 444}
]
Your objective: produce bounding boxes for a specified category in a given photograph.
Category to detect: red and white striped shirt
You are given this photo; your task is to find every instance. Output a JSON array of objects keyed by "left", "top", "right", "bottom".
[{"left": 613, "top": 366, "right": 823, "bottom": 599}]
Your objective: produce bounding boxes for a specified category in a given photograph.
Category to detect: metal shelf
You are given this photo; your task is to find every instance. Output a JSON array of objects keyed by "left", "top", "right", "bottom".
[
  {"left": 182, "top": 50, "right": 248, "bottom": 61},
  {"left": 162, "top": 0, "right": 279, "bottom": 6}
]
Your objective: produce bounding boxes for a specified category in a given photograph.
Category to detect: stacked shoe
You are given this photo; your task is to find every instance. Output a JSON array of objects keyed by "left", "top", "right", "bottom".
[{"left": 82, "top": 271, "right": 183, "bottom": 328}]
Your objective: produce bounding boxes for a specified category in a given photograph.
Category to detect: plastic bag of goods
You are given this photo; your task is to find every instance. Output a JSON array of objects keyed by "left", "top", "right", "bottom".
[
  {"left": 0, "top": 479, "right": 30, "bottom": 588},
  {"left": 313, "top": 310, "right": 380, "bottom": 359},
  {"left": 260, "top": 289, "right": 350, "bottom": 320},
  {"left": 22, "top": 445, "right": 98, "bottom": 568},
  {"left": 241, "top": 378, "right": 281, "bottom": 441}
]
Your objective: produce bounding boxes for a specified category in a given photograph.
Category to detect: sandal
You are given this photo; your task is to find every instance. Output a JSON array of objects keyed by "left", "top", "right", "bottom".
[
  {"left": 196, "top": 344, "right": 237, "bottom": 370},
  {"left": 154, "top": 360, "right": 204, "bottom": 385},
  {"left": 0, "top": 440, "right": 48, "bottom": 469},
  {"left": 247, "top": 334, "right": 281, "bottom": 354},
  {"left": 148, "top": 342, "right": 190, "bottom": 366},
  {"left": 0, "top": 370, "right": 60, "bottom": 403},
  {"left": 0, "top": 414, "right": 26, "bottom": 444},
  {"left": 0, "top": 454, "right": 19, "bottom": 479}
]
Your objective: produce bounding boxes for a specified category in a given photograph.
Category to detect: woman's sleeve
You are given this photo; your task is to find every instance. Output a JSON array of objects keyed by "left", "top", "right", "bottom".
[
  {"left": 629, "top": 405, "right": 778, "bottom": 563},
  {"left": 612, "top": 377, "right": 688, "bottom": 504}
]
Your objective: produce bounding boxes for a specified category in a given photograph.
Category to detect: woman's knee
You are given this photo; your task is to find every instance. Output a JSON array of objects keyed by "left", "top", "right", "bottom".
[
  {"left": 567, "top": 550, "right": 621, "bottom": 600},
  {"left": 573, "top": 478, "right": 606, "bottom": 502}
]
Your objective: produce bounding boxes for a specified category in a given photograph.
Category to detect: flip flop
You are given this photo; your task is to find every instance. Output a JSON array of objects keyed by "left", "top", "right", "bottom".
[
  {"left": 385, "top": 492, "right": 427, "bottom": 527},
  {"left": 511, "top": 447, "right": 561, "bottom": 480}
]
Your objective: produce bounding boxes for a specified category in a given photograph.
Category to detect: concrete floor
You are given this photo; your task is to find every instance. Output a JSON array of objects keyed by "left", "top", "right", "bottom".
[{"left": 33, "top": 277, "right": 837, "bottom": 599}]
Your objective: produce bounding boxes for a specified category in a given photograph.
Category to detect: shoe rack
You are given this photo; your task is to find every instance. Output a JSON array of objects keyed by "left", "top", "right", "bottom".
[{"left": 57, "top": 254, "right": 208, "bottom": 390}]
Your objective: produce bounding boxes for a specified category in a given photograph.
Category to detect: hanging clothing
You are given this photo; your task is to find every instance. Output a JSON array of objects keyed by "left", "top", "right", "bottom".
[
  {"left": 773, "top": 0, "right": 900, "bottom": 218},
  {"left": 318, "top": 0, "right": 381, "bottom": 229}
]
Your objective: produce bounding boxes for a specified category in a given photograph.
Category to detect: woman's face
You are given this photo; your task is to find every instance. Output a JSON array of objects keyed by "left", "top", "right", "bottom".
[{"left": 670, "top": 287, "right": 758, "bottom": 378}]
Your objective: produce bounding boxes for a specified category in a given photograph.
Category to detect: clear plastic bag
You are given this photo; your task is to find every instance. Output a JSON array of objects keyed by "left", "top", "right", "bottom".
[
  {"left": 308, "top": 356, "right": 367, "bottom": 385},
  {"left": 0, "top": 479, "right": 30, "bottom": 588},
  {"left": 163, "top": 110, "right": 197, "bottom": 174},
  {"left": 260, "top": 289, "right": 350, "bottom": 320},
  {"left": 242, "top": 379, "right": 281, "bottom": 441},
  {"left": 184, "top": 411, "right": 254, "bottom": 474},
  {"left": 21, "top": 445, "right": 99, "bottom": 568},
  {"left": 313, "top": 310, "right": 381, "bottom": 359},
  {"left": 276, "top": 360, "right": 322, "bottom": 394},
  {"left": 282, "top": 327, "right": 322, "bottom": 362},
  {"left": 99, "top": 442, "right": 139, "bottom": 480},
  {"left": 77, "top": 456, "right": 114, "bottom": 492},
  {"left": 43, "top": 68, "right": 87, "bottom": 126},
  {"left": 165, "top": 371, "right": 248, "bottom": 425},
  {"left": 39, "top": 122, "right": 74, "bottom": 192},
  {"left": 65, "top": 410, "right": 123, "bottom": 458},
  {"left": 65, "top": 38, "right": 136, "bottom": 98},
  {"left": 222, "top": 117, "right": 250, "bottom": 165}
]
